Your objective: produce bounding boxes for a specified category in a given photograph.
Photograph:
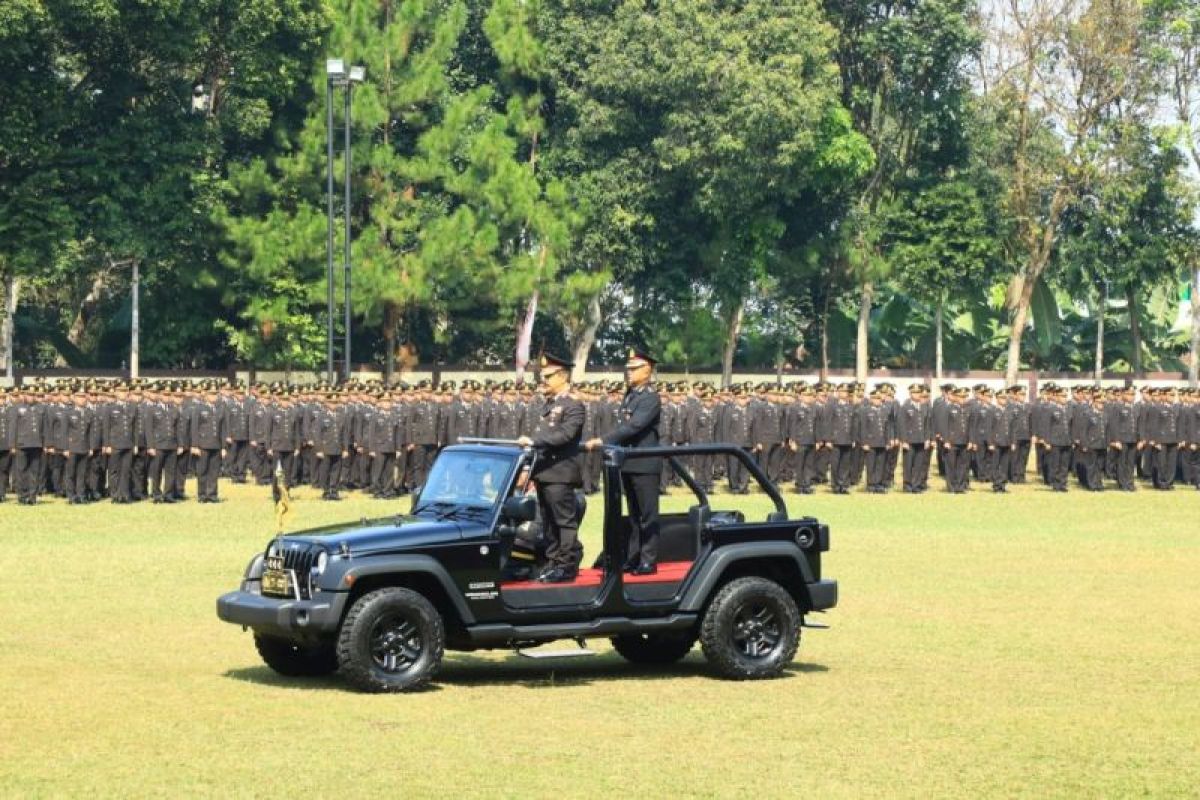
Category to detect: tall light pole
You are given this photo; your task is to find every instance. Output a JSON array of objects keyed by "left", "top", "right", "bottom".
[
  {"left": 325, "top": 59, "right": 343, "bottom": 385},
  {"left": 324, "top": 59, "right": 364, "bottom": 384},
  {"left": 130, "top": 259, "right": 139, "bottom": 379}
]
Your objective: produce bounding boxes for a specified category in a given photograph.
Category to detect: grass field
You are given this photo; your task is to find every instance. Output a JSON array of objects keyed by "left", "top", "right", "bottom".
[{"left": 1, "top": 477, "right": 1198, "bottom": 798}]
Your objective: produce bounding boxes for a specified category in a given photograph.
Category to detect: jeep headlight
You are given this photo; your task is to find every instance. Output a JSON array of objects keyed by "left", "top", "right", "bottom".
[
  {"left": 267, "top": 540, "right": 281, "bottom": 558},
  {"left": 312, "top": 550, "right": 329, "bottom": 577}
]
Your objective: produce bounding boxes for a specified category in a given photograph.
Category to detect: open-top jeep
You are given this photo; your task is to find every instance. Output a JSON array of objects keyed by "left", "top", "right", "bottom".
[{"left": 216, "top": 441, "right": 836, "bottom": 692}]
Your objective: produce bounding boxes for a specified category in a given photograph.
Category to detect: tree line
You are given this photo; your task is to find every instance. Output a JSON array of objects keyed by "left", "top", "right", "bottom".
[{"left": 2, "top": 0, "right": 1200, "bottom": 385}]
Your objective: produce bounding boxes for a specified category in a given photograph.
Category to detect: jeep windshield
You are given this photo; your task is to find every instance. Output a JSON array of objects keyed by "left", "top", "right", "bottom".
[{"left": 414, "top": 450, "right": 516, "bottom": 514}]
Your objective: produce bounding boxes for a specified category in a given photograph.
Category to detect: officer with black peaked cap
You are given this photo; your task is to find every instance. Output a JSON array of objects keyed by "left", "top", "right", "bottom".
[
  {"left": 517, "top": 352, "right": 586, "bottom": 583},
  {"left": 585, "top": 347, "right": 662, "bottom": 575}
]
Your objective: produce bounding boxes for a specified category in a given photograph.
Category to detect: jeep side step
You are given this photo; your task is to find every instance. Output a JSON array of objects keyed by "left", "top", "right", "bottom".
[
  {"left": 468, "top": 613, "right": 698, "bottom": 647},
  {"left": 517, "top": 637, "right": 596, "bottom": 659}
]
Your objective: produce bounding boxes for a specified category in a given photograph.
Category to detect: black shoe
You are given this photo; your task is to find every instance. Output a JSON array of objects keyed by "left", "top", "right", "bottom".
[
  {"left": 630, "top": 562, "right": 657, "bottom": 576},
  {"left": 538, "top": 567, "right": 577, "bottom": 584}
]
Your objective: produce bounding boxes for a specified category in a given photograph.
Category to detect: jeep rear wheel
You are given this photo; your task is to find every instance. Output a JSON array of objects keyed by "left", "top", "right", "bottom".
[
  {"left": 336, "top": 587, "right": 444, "bottom": 692},
  {"left": 700, "top": 577, "right": 800, "bottom": 680},
  {"left": 611, "top": 632, "right": 696, "bottom": 665},
  {"left": 253, "top": 634, "right": 339, "bottom": 677}
]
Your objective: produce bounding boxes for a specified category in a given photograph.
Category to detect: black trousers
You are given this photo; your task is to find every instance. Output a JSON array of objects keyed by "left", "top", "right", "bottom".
[
  {"left": 87, "top": 452, "right": 105, "bottom": 497},
  {"left": 989, "top": 447, "right": 1011, "bottom": 489},
  {"left": 407, "top": 445, "right": 436, "bottom": 489},
  {"left": 107, "top": 448, "right": 133, "bottom": 501},
  {"left": 131, "top": 451, "right": 148, "bottom": 500},
  {"left": 0, "top": 450, "right": 11, "bottom": 499},
  {"left": 226, "top": 440, "right": 249, "bottom": 481},
  {"left": 813, "top": 446, "right": 830, "bottom": 483},
  {"left": 726, "top": 449, "right": 750, "bottom": 493},
  {"left": 1011, "top": 440, "right": 1031, "bottom": 483},
  {"left": 901, "top": 444, "right": 931, "bottom": 491},
  {"left": 1080, "top": 447, "right": 1106, "bottom": 490},
  {"left": 64, "top": 453, "right": 89, "bottom": 499},
  {"left": 538, "top": 481, "right": 583, "bottom": 570},
  {"left": 829, "top": 445, "right": 855, "bottom": 492},
  {"left": 943, "top": 444, "right": 970, "bottom": 492},
  {"left": 1046, "top": 445, "right": 1070, "bottom": 490},
  {"left": 149, "top": 449, "right": 178, "bottom": 498},
  {"left": 1152, "top": 445, "right": 1178, "bottom": 489},
  {"left": 883, "top": 446, "right": 899, "bottom": 488},
  {"left": 194, "top": 449, "right": 221, "bottom": 500},
  {"left": 317, "top": 453, "right": 342, "bottom": 494},
  {"left": 14, "top": 448, "right": 43, "bottom": 501},
  {"left": 793, "top": 445, "right": 815, "bottom": 491},
  {"left": 1181, "top": 445, "right": 1200, "bottom": 487},
  {"left": 370, "top": 452, "right": 397, "bottom": 495},
  {"left": 864, "top": 447, "right": 888, "bottom": 490},
  {"left": 1109, "top": 444, "right": 1136, "bottom": 490},
  {"left": 621, "top": 471, "right": 661, "bottom": 568}
]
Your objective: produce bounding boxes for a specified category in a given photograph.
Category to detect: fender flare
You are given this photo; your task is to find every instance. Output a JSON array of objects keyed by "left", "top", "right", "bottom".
[
  {"left": 679, "top": 542, "right": 815, "bottom": 612},
  {"left": 326, "top": 555, "right": 475, "bottom": 624}
]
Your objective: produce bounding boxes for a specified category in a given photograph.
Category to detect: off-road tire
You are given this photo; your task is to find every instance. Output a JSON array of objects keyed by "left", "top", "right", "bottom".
[
  {"left": 336, "top": 587, "right": 444, "bottom": 693},
  {"left": 253, "top": 634, "right": 339, "bottom": 677},
  {"left": 700, "top": 576, "right": 800, "bottom": 680},
  {"left": 610, "top": 632, "right": 696, "bottom": 665}
]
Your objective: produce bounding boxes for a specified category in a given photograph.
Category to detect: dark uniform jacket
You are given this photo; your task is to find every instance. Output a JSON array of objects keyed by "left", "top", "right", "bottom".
[
  {"left": 530, "top": 391, "right": 585, "bottom": 484},
  {"left": 314, "top": 406, "right": 347, "bottom": 455},
  {"left": 787, "top": 402, "right": 818, "bottom": 446},
  {"left": 189, "top": 402, "right": 227, "bottom": 450},
  {"left": 267, "top": 406, "right": 299, "bottom": 452},
  {"left": 897, "top": 400, "right": 931, "bottom": 444},
  {"left": 1105, "top": 400, "right": 1137, "bottom": 445},
  {"left": 149, "top": 402, "right": 180, "bottom": 450},
  {"left": 101, "top": 402, "right": 135, "bottom": 450},
  {"left": 602, "top": 384, "right": 661, "bottom": 474},
  {"left": 64, "top": 406, "right": 92, "bottom": 454},
  {"left": 856, "top": 403, "right": 890, "bottom": 448},
  {"left": 0, "top": 402, "right": 15, "bottom": 450}
]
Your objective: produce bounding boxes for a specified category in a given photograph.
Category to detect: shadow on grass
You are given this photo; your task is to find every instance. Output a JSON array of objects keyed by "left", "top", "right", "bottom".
[{"left": 223, "top": 656, "right": 827, "bottom": 692}]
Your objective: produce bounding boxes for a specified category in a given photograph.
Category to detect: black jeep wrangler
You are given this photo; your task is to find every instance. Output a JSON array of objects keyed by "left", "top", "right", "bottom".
[{"left": 216, "top": 442, "right": 836, "bottom": 692}]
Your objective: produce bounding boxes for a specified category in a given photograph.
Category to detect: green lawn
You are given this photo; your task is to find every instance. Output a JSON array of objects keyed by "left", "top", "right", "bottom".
[{"left": 1, "top": 479, "right": 1197, "bottom": 798}]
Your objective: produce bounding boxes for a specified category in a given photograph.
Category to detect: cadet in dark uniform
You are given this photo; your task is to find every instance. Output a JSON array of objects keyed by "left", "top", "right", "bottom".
[
  {"left": 102, "top": 385, "right": 136, "bottom": 503},
  {"left": 939, "top": 386, "right": 972, "bottom": 493},
  {"left": 898, "top": 383, "right": 932, "bottom": 493},
  {"left": 787, "top": 384, "right": 817, "bottom": 494},
  {"left": 147, "top": 387, "right": 182, "bottom": 503},
  {"left": 1042, "top": 387, "right": 1072, "bottom": 491},
  {"left": 723, "top": 386, "right": 754, "bottom": 493},
  {"left": 0, "top": 388, "right": 14, "bottom": 502},
  {"left": 826, "top": 384, "right": 858, "bottom": 494},
  {"left": 517, "top": 353, "right": 586, "bottom": 583},
  {"left": 406, "top": 384, "right": 439, "bottom": 489},
  {"left": 856, "top": 389, "right": 891, "bottom": 493},
  {"left": 586, "top": 348, "right": 662, "bottom": 575},
  {"left": 62, "top": 393, "right": 92, "bottom": 504},
  {"left": 1079, "top": 390, "right": 1107, "bottom": 490},
  {"left": 189, "top": 388, "right": 227, "bottom": 502}
]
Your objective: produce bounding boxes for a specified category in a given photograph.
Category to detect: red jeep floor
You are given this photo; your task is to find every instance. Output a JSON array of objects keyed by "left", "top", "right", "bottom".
[{"left": 501, "top": 560, "right": 693, "bottom": 589}]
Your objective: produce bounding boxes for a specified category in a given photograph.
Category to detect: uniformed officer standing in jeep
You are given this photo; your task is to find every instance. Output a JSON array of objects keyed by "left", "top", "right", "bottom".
[
  {"left": 586, "top": 348, "right": 662, "bottom": 574},
  {"left": 517, "top": 353, "right": 586, "bottom": 583}
]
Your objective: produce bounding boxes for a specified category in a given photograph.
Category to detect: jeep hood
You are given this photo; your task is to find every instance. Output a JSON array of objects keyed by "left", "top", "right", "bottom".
[{"left": 277, "top": 514, "right": 466, "bottom": 554}]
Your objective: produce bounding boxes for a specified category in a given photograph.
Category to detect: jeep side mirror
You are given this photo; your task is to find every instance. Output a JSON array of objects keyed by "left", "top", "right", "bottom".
[{"left": 501, "top": 494, "right": 537, "bottom": 523}]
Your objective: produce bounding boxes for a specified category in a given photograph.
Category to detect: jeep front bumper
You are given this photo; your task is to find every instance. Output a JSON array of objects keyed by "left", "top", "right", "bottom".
[
  {"left": 807, "top": 579, "right": 837, "bottom": 611},
  {"left": 216, "top": 589, "right": 348, "bottom": 640}
]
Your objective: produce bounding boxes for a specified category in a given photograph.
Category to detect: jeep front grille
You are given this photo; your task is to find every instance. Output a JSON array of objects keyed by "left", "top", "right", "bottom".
[{"left": 269, "top": 544, "right": 318, "bottom": 600}]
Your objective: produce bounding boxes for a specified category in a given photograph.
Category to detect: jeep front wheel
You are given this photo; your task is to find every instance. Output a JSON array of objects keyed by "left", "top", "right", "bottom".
[
  {"left": 611, "top": 632, "right": 696, "bottom": 665},
  {"left": 336, "top": 587, "right": 444, "bottom": 692},
  {"left": 699, "top": 577, "right": 800, "bottom": 680},
  {"left": 254, "top": 634, "right": 339, "bottom": 677}
]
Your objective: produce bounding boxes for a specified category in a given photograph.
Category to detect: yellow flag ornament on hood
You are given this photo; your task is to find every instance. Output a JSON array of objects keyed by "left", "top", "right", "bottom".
[{"left": 272, "top": 460, "right": 292, "bottom": 534}]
